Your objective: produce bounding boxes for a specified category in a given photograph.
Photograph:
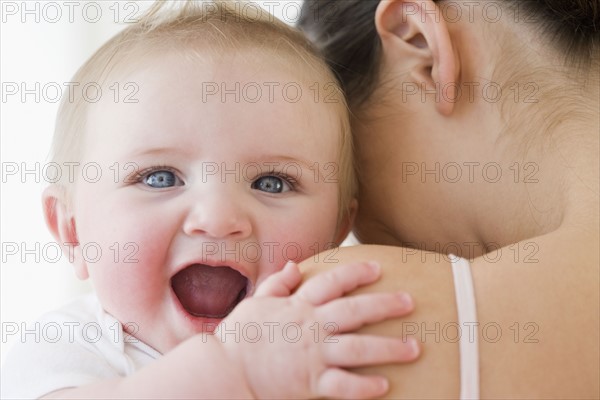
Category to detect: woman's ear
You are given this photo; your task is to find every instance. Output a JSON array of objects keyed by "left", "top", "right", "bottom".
[
  {"left": 333, "top": 199, "right": 358, "bottom": 245},
  {"left": 375, "top": 0, "right": 459, "bottom": 116},
  {"left": 42, "top": 185, "right": 88, "bottom": 280}
]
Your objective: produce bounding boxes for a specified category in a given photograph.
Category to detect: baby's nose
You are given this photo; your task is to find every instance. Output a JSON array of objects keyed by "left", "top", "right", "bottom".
[{"left": 182, "top": 192, "right": 252, "bottom": 239}]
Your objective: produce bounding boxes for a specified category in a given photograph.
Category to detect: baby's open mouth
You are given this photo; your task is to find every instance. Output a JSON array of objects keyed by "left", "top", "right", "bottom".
[{"left": 171, "top": 264, "right": 248, "bottom": 319}]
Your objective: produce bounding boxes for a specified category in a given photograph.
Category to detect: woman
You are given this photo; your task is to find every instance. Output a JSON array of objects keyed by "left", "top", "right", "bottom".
[{"left": 297, "top": 0, "right": 599, "bottom": 398}]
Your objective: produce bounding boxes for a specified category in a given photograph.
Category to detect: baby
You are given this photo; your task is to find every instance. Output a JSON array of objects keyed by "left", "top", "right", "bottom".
[{"left": 1, "top": 1, "right": 419, "bottom": 398}]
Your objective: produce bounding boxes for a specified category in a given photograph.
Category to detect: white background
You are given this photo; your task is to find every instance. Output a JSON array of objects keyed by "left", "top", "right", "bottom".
[{"left": 0, "top": 0, "right": 304, "bottom": 365}]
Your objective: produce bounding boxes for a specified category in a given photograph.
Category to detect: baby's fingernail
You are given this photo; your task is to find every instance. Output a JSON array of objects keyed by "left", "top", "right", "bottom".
[
  {"left": 397, "top": 292, "right": 413, "bottom": 308},
  {"left": 404, "top": 337, "right": 420, "bottom": 358},
  {"left": 367, "top": 261, "right": 381, "bottom": 273},
  {"left": 375, "top": 377, "right": 389, "bottom": 393}
]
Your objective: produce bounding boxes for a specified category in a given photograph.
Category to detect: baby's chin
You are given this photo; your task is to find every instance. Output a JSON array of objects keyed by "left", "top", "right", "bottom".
[{"left": 104, "top": 263, "right": 250, "bottom": 353}]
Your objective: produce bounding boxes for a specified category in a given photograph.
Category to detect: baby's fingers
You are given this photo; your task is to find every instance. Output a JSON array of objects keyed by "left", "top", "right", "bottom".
[
  {"left": 295, "top": 261, "right": 381, "bottom": 305},
  {"left": 317, "top": 291, "right": 414, "bottom": 332},
  {"left": 322, "top": 335, "right": 420, "bottom": 366},
  {"left": 254, "top": 261, "right": 302, "bottom": 297},
  {"left": 317, "top": 368, "right": 389, "bottom": 399}
]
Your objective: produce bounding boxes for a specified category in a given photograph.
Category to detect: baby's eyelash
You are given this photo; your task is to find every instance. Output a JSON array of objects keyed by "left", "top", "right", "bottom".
[{"left": 126, "top": 165, "right": 178, "bottom": 184}]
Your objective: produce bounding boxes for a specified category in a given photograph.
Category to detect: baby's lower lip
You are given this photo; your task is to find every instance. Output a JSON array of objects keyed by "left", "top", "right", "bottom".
[{"left": 170, "top": 289, "right": 224, "bottom": 332}]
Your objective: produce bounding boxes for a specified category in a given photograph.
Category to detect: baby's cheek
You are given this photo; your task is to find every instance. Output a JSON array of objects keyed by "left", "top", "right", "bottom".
[
  {"left": 89, "top": 253, "right": 167, "bottom": 330},
  {"left": 273, "top": 224, "right": 336, "bottom": 265},
  {"left": 85, "top": 225, "right": 168, "bottom": 289}
]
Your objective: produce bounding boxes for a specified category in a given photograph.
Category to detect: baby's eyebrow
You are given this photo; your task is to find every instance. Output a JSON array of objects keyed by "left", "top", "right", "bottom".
[
  {"left": 120, "top": 150, "right": 328, "bottom": 181},
  {"left": 253, "top": 155, "right": 312, "bottom": 170},
  {"left": 253, "top": 155, "right": 326, "bottom": 180},
  {"left": 127, "top": 147, "right": 191, "bottom": 159}
]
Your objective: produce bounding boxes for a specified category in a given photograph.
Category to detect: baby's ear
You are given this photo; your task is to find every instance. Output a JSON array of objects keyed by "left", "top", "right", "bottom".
[
  {"left": 42, "top": 185, "right": 88, "bottom": 280},
  {"left": 333, "top": 199, "right": 358, "bottom": 245}
]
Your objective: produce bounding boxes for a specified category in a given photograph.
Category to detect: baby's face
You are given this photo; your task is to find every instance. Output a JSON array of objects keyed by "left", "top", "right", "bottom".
[{"left": 70, "top": 51, "right": 343, "bottom": 352}]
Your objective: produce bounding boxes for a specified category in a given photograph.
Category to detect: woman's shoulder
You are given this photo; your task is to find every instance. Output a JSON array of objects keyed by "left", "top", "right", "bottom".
[
  {"left": 299, "top": 231, "right": 599, "bottom": 398},
  {"left": 300, "top": 244, "right": 462, "bottom": 399}
]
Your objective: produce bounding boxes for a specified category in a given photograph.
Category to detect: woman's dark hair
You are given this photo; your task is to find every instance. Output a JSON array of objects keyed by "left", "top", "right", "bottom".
[
  {"left": 298, "top": 0, "right": 381, "bottom": 110},
  {"left": 298, "top": 0, "right": 599, "bottom": 110}
]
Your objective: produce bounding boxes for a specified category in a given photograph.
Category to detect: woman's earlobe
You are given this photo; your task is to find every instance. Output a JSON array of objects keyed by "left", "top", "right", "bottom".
[{"left": 375, "top": 0, "right": 459, "bottom": 116}]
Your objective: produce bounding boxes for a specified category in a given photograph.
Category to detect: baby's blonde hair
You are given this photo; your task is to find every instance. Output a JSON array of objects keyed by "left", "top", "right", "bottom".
[{"left": 51, "top": 0, "right": 356, "bottom": 226}]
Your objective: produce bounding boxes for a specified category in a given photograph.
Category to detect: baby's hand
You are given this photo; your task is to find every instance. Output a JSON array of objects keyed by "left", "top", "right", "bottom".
[{"left": 215, "top": 261, "right": 418, "bottom": 399}]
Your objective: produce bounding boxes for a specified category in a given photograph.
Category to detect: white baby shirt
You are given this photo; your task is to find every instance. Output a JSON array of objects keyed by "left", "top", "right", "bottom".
[{"left": 1, "top": 294, "right": 160, "bottom": 399}]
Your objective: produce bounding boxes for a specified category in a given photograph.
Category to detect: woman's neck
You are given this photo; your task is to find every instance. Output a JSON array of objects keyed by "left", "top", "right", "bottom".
[{"left": 482, "top": 115, "right": 599, "bottom": 250}]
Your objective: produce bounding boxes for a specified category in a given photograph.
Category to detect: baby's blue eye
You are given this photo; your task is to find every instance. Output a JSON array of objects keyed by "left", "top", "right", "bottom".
[
  {"left": 252, "top": 176, "right": 291, "bottom": 193},
  {"left": 144, "top": 170, "right": 180, "bottom": 188}
]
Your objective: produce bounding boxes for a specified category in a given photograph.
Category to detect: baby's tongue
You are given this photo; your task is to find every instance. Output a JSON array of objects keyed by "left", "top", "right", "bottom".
[{"left": 171, "top": 264, "right": 247, "bottom": 318}]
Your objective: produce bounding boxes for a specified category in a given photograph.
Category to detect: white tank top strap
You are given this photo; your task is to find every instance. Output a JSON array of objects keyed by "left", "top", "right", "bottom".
[{"left": 449, "top": 254, "right": 480, "bottom": 400}]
